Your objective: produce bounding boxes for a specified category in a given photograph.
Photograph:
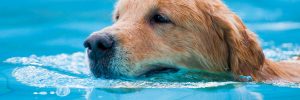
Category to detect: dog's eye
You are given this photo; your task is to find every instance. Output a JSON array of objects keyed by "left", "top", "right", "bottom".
[
  {"left": 115, "top": 15, "right": 119, "bottom": 20},
  {"left": 151, "top": 14, "right": 171, "bottom": 24},
  {"left": 115, "top": 15, "right": 120, "bottom": 21}
]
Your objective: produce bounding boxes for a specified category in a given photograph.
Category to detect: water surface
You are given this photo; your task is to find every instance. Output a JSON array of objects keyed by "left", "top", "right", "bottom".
[{"left": 1, "top": 0, "right": 300, "bottom": 99}]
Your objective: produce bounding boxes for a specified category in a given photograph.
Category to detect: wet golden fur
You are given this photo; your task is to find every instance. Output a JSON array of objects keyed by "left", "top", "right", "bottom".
[{"left": 90, "top": 0, "right": 300, "bottom": 82}]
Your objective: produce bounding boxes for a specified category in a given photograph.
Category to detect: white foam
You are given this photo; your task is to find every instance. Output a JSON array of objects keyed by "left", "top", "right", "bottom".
[
  {"left": 12, "top": 66, "right": 236, "bottom": 88},
  {"left": 5, "top": 52, "right": 90, "bottom": 75},
  {"left": 265, "top": 80, "right": 300, "bottom": 88},
  {"left": 263, "top": 43, "right": 300, "bottom": 61},
  {"left": 4, "top": 42, "right": 300, "bottom": 88}
]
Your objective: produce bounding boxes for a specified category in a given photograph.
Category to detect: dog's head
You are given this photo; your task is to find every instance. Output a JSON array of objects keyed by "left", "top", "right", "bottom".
[{"left": 84, "top": 0, "right": 265, "bottom": 79}]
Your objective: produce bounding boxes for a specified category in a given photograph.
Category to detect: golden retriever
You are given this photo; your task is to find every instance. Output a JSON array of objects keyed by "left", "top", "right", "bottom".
[{"left": 84, "top": 0, "right": 300, "bottom": 82}]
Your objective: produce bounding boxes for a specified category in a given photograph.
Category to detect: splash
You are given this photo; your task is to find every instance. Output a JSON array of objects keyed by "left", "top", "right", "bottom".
[
  {"left": 265, "top": 80, "right": 300, "bottom": 88},
  {"left": 12, "top": 66, "right": 237, "bottom": 88},
  {"left": 263, "top": 42, "right": 300, "bottom": 61},
  {"left": 6, "top": 52, "right": 237, "bottom": 88},
  {"left": 5, "top": 52, "right": 90, "bottom": 76},
  {"left": 4, "top": 42, "right": 300, "bottom": 88}
]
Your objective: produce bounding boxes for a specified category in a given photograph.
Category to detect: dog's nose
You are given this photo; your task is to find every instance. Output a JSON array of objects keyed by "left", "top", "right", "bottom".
[{"left": 84, "top": 34, "right": 114, "bottom": 51}]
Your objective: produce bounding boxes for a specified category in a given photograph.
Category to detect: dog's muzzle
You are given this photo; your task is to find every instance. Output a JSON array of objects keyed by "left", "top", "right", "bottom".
[{"left": 84, "top": 33, "right": 117, "bottom": 78}]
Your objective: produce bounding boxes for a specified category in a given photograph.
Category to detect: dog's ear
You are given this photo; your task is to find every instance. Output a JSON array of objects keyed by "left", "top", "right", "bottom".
[{"left": 207, "top": 7, "right": 265, "bottom": 76}]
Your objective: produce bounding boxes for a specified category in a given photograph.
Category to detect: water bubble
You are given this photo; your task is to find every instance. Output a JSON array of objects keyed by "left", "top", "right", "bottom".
[
  {"left": 50, "top": 91, "right": 55, "bottom": 94},
  {"left": 33, "top": 92, "right": 38, "bottom": 95},
  {"left": 56, "top": 87, "right": 70, "bottom": 97},
  {"left": 239, "top": 75, "right": 253, "bottom": 82},
  {"left": 39, "top": 91, "right": 47, "bottom": 95}
]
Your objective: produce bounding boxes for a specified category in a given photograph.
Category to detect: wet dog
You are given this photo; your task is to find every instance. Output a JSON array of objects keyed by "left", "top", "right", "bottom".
[{"left": 84, "top": 0, "right": 300, "bottom": 82}]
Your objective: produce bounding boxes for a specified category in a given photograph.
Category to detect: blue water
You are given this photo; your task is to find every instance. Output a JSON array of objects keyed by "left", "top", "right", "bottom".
[{"left": 1, "top": 0, "right": 300, "bottom": 99}]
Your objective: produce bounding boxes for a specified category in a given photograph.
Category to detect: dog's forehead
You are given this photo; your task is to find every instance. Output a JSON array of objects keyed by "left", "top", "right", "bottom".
[
  {"left": 116, "top": 0, "right": 157, "bottom": 10},
  {"left": 115, "top": 0, "right": 196, "bottom": 12}
]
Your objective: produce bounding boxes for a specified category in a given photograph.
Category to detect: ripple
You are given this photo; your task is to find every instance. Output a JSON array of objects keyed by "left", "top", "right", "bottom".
[
  {"left": 265, "top": 81, "right": 300, "bottom": 88},
  {"left": 5, "top": 52, "right": 89, "bottom": 76},
  {"left": 4, "top": 42, "right": 300, "bottom": 88},
  {"left": 263, "top": 43, "right": 300, "bottom": 61},
  {"left": 12, "top": 66, "right": 237, "bottom": 88}
]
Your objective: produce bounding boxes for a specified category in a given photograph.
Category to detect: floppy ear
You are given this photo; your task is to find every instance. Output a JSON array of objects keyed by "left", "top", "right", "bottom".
[{"left": 209, "top": 11, "right": 265, "bottom": 76}]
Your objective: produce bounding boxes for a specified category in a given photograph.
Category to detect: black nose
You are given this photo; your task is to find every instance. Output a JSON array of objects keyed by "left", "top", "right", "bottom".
[{"left": 84, "top": 34, "right": 114, "bottom": 51}]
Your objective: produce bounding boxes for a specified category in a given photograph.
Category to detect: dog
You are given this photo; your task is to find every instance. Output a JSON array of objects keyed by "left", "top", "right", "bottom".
[{"left": 84, "top": 0, "right": 300, "bottom": 82}]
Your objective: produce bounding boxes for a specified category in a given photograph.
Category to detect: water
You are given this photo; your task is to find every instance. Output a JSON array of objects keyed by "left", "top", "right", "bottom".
[{"left": 1, "top": 0, "right": 300, "bottom": 99}]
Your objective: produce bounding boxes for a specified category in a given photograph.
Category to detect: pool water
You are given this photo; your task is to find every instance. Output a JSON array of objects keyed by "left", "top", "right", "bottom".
[{"left": 1, "top": 0, "right": 300, "bottom": 99}]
